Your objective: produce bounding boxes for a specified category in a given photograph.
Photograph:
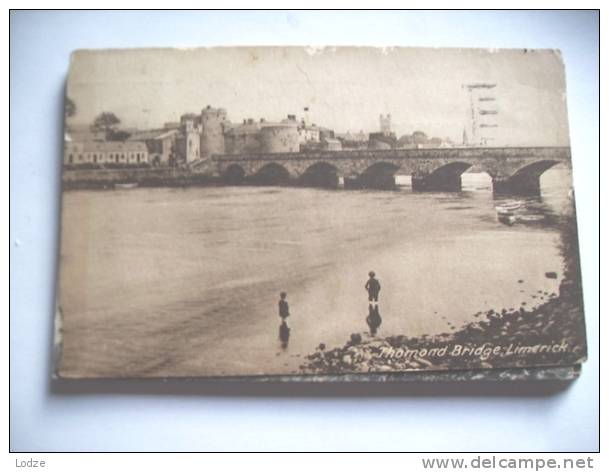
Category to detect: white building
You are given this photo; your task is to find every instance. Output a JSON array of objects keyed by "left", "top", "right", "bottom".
[
  {"left": 64, "top": 141, "right": 149, "bottom": 166},
  {"left": 298, "top": 124, "right": 320, "bottom": 144}
]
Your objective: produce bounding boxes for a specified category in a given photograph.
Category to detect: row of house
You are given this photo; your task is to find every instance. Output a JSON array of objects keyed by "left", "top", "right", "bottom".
[
  {"left": 63, "top": 141, "right": 149, "bottom": 166},
  {"left": 126, "top": 128, "right": 179, "bottom": 165}
]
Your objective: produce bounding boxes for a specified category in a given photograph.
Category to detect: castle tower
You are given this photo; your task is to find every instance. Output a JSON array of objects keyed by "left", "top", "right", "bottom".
[
  {"left": 180, "top": 113, "right": 196, "bottom": 132},
  {"left": 179, "top": 113, "right": 201, "bottom": 163},
  {"left": 200, "top": 105, "right": 227, "bottom": 159},
  {"left": 380, "top": 114, "right": 392, "bottom": 136},
  {"left": 260, "top": 123, "right": 300, "bottom": 153}
]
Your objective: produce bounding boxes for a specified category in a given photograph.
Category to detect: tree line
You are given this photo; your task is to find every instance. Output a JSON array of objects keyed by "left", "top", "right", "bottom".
[{"left": 65, "top": 97, "right": 131, "bottom": 141}]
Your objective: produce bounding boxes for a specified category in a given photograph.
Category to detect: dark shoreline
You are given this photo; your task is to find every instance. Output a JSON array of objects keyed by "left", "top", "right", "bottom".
[
  {"left": 301, "top": 207, "right": 587, "bottom": 376},
  {"left": 61, "top": 167, "right": 218, "bottom": 190}
]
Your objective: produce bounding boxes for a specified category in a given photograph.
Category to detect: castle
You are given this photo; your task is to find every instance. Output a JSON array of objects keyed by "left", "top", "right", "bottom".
[{"left": 128, "top": 105, "right": 337, "bottom": 166}]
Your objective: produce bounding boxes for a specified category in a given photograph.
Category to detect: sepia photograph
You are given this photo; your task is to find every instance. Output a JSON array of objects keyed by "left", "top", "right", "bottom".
[{"left": 55, "top": 46, "right": 587, "bottom": 380}]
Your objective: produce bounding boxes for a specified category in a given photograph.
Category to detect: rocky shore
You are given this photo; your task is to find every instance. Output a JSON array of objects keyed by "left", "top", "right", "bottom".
[{"left": 301, "top": 211, "right": 587, "bottom": 375}]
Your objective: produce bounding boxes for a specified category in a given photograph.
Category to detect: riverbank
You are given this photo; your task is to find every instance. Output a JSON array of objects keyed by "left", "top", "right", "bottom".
[
  {"left": 301, "top": 211, "right": 587, "bottom": 375},
  {"left": 62, "top": 167, "right": 217, "bottom": 190}
]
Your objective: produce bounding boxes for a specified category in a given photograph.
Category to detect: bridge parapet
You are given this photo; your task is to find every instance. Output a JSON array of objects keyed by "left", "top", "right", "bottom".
[{"left": 213, "top": 146, "right": 571, "bottom": 163}]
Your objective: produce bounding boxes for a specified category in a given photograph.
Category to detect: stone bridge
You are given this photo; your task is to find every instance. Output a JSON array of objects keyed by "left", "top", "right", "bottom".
[{"left": 206, "top": 146, "right": 571, "bottom": 195}]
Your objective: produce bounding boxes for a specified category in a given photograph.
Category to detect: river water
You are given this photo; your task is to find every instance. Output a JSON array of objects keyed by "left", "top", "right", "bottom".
[{"left": 58, "top": 168, "right": 574, "bottom": 377}]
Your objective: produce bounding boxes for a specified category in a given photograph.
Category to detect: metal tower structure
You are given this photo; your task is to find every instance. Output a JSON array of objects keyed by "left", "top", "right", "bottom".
[{"left": 462, "top": 83, "right": 499, "bottom": 146}]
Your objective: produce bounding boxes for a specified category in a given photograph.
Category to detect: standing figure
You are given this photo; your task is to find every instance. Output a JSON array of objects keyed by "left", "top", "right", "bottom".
[
  {"left": 278, "top": 291, "right": 291, "bottom": 348},
  {"left": 365, "top": 271, "right": 381, "bottom": 305},
  {"left": 278, "top": 291, "right": 290, "bottom": 320}
]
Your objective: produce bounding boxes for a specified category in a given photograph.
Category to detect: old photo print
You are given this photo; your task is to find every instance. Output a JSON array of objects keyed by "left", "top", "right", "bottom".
[{"left": 55, "top": 47, "right": 587, "bottom": 380}]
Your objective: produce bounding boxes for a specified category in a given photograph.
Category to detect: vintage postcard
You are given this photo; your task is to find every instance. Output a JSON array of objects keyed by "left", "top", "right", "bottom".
[{"left": 55, "top": 47, "right": 587, "bottom": 380}]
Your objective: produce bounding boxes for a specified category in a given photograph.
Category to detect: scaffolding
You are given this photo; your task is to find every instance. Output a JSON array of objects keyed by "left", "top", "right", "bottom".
[{"left": 462, "top": 83, "right": 499, "bottom": 146}]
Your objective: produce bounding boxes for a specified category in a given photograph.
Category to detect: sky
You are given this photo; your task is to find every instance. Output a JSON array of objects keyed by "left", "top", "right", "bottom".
[{"left": 66, "top": 46, "right": 571, "bottom": 146}]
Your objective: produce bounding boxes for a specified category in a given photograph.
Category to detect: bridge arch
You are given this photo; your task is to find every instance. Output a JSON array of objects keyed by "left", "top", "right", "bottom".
[
  {"left": 222, "top": 164, "right": 246, "bottom": 184},
  {"left": 412, "top": 161, "right": 473, "bottom": 192},
  {"left": 510, "top": 160, "right": 562, "bottom": 180},
  {"left": 357, "top": 162, "right": 401, "bottom": 189},
  {"left": 494, "top": 159, "right": 562, "bottom": 196},
  {"left": 299, "top": 162, "right": 341, "bottom": 188},
  {"left": 252, "top": 162, "right": 292, "bottom": 186}
]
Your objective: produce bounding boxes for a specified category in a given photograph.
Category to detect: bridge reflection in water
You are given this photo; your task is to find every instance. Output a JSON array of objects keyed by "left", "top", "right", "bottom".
[{"left": 208, "top": 146, "right": 571, "bottom": 196}]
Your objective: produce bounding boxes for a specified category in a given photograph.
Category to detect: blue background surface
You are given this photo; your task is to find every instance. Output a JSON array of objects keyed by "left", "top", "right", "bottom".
[{"left": 9, "top": 11, "right": 599, "bottom": 451}]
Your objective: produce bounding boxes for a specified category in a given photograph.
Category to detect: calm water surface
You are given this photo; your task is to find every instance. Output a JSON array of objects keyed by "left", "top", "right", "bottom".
[{"left": 58, "top": 168, "right": 573, "bottom": 377}]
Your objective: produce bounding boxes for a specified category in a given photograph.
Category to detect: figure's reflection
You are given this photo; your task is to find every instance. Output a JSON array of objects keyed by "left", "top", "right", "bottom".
[
  {"left": 279, "top": 320, "right": 290, "bottom": 348},
  {"left": 366, "top": 303, "right": 382, "bottom": 336},
  {"left": 278, "top": 291, "right": 291, "bottom": 348}
]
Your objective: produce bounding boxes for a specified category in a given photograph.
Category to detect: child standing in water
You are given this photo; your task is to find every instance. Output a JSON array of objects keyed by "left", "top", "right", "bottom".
[
  {"left": 365, "top": 272, "right": 382, "bottom": 335},
  {"left": 278, "top": 292, "right": 291, "bottom": 348},
  {"left": 278, "top": 292, "right": 290, "bottom": 320},
  {"left": 365, "top": 271, "right": 381, "bottom": 305}
]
